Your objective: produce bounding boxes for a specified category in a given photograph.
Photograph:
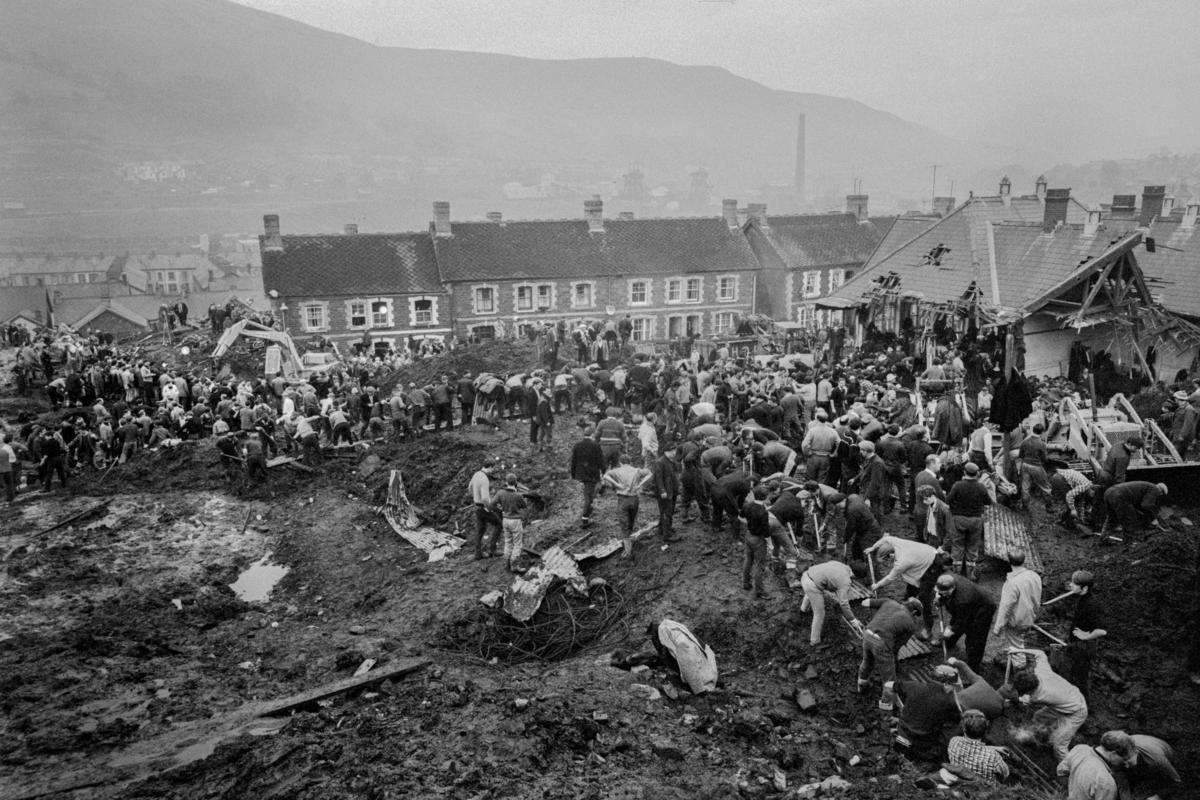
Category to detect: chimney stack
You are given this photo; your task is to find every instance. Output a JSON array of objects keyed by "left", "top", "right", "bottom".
[
  {"left": 1111, "top": 194, "right": 1137, "bottom": 219},
  {"left": 846, "top": 194, "right": 869, "bottom": 221},
  {"left": 1182, "top": 199, "right": 1199, "bottom": 229},
  {"left": 433, "top": 201, "right": 452, "bottom": 237},
  {"left": 263, "top": 214, "right": 282, "bottom": 251},
  {"left": 584, "top": 196, "right": 604, "bottom": 233},
  {"left": 722, "top": 198, "right": 739, "bottom": 229},
  {"left": 932, "top": 196, "right": 956, "bottom": 217},
  {"left": 343, "top": 223, "right": 358, "bottom": 235},
  {"left": 1042, "top": 188, "right": 1071, "bottom": 233},
  {"left": 736, "top": 206, "right": 750, "bottom": 227},
  {"left": 1083, "top": 205, "right": 1102, "bottom": 236},
  {"left": 999, "top": 176, "right": 1012, "bottom": 206},
  {"left": 1035, "top": 175, "right": 1048, "bottom": 202},
  {"left": 1160, "top": 195, "right": 1176, "bottom": 218},
  {"left": 617, "top": 211, "right": 635, "bottom": 221},
  {"left": 794, "top": 113, "right": 806, "bottom": 203},
  {"left": 1140, "top": 185, "right": 1166, "bottom": 227},
  {"left": 747, "top": 203, "right": 768, "bottom": 229},
  {"left": 485, "top": 211, "right": 503, "bottom": 223}
]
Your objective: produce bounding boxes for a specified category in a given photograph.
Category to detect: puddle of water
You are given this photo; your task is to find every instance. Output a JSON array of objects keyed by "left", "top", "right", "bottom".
[{"left": 229, "top": 553, "right": 289, "bottom": 603}]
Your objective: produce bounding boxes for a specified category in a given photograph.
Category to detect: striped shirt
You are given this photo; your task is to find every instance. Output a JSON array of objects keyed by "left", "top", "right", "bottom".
[
  {"left": 1058, "top": 468, "right": 1092, "bottom": 505},
  {"left": 948, "top": 736, "right": 1009, "bottom": 781}
]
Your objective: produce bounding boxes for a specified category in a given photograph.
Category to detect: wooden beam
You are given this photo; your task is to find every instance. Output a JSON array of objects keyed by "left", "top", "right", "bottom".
[{"left": 254, "top": 657, "right": 430, "bottom": 717}]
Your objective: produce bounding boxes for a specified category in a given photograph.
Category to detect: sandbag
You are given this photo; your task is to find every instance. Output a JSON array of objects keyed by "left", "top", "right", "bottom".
[{"left": 657, "top": 619, "right": 718, "bottom": 694}]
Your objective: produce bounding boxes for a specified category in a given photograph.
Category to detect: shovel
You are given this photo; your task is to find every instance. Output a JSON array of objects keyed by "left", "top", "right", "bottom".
[
  {"left": 867, "top": 552, "right": 878, "bottom": 596},
  {"left": 811, "top": 511, "right": 824, "bottom": 551}
]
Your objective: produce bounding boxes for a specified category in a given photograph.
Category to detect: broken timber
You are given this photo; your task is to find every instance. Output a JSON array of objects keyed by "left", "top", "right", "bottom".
[
  {"left": 34, "top": 500, "right": 112, "bottom": 538},
  {"left": 253, "top": 656, "right": 430, "bottom": 717}
]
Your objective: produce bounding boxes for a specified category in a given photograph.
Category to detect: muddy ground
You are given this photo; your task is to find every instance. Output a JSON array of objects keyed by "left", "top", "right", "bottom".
[{"left": 2, "top": 348, "right": 1199, "bottom": 800}]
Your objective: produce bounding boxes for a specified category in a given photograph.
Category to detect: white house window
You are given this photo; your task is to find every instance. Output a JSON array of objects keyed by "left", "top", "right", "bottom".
[
  {"left": 473, "top": 286, "right": 496, "bottom": 315},
  {"left": 166, "top": 271, "right": 178, "bottom": 294},
  {"left": 828, "top": 269, "right": 845, "bottom": 291},
  {"left": 802, "top": 271, "right": 820, "bottom": 298},
  {"left": 629, "top": 280, "right": 648, "bottom": 305},
  {"left": 572, "top": 282, "right": 595, "bottom": 309},
  {"left": 301, "top": 303, "right": 328, "bottom": 332},
  {"left": 685, "top": 277, "right": 701, "bottom": 303},
  {"left": 412, "top": 298, "right": 435, "bottom": 326},
  {"left": 796, "top": 303, "right": 816, "bottom": 326},
  {"left": 536, "top": 284, "right": 553, "bottom": 310},
  {"left": 516, "top": 286, "right": 534, "bottom": 312},
  {"left": 371, "top": 300, "right": 391, "bottom": 327},
  {"left": 630, "top": 317, "right": 652, "bottom": 341},
  {"left": 717, "top": 275, "right": 737, "bottom": 302},
  {"left": 667, "top": 316, "right": 683, "bottom": 338},
  {"left": 347, "top": 301, "right": 367, "bottom": 328},
  {"left": 714, "top": 312, "right": 735, "bottom": 334},
  {"left": 666, "top": 279, "right": 682, "bottom": 304}
]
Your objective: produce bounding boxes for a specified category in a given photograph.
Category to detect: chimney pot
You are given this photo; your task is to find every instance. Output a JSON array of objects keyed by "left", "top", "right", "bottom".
[
  {"left": 722, "top": 198, "right": 739, "bottom": 229},
  {"left": 846, "top": 194, "right": 869, "bottom": 221},
  {"left": 433, "top": 201, "right": 452, "bottom": 237},
  {"left": 584, "top": 197, "right": 604, "bottom": 233},
  {"left": 999, "top": 176, "right": 1012, "bottom": 205},
  {"left": 343, "top": 223, "right": 358, "bottom": 235},
  {"left": 1140, "top": 185, "right": 1166, "bottom": 227},
  {"left": 1042, "top": 188, "right": 1071, "bottom": 233},
  {"left": 1035, "top": 175, "right": 1048, "bottom": 202},
  {"left": 485, "top": 211, "right": 503, "bottom": 223},
  {"left": 263, "top": 214, "right": 282, "bottom": 251},
  {"left": 747, "top": 203, "right": 768, "bottom": 229},
  {"left": 1083, "top": 205, "right": 1102, "bottom": 236},
  {"left": 736, "top": 206, "right": 750, "bottom": 227}
]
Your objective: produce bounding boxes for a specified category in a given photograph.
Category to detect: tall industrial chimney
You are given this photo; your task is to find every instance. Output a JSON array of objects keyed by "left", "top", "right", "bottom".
[{"left": 794, "top": 113, "right": 806, "bottom": 204}]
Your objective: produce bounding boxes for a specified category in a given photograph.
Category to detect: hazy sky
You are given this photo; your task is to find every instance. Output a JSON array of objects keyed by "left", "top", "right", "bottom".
[{"left": 234, "top": 0, "right": 1198, "bottom": 162}]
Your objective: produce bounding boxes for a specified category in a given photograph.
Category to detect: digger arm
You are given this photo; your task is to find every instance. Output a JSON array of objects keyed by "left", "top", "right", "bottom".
[{"left": 211, "top": 319, "right": 307, "bottom": 377}]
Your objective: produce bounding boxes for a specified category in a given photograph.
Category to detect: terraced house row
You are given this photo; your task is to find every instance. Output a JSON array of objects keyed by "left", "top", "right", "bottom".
[{"left": 259, "top": 196, "right": 894, "bottom": 354}]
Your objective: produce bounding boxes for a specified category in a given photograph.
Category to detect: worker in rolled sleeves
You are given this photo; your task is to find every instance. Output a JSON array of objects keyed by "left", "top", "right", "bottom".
[
  {"left": 865, "top": 534, "right": 945, "bottom": 640},
  {"left": 1004, "top": 647, "right": 1088, "bottom": 762},
  {"left": 468, "top": 459, "right": 501, "bottom": 559},
  {"left": 992, "top": 548, "right": 1041, "bottom": 669},
  {"left": 799, "top": 556, "right": 866, "bottom": 645},
  {"left": 946, "top": 461, "right": 992, "bottom": 579},
  {"left": 857, "top": 597, "right": 924, "bottom": 710},
  {"left": 933, "top": 572, "right": 996, "bottom": 672},
  {"left": 603, "top": 454, "right": 652, "bottom": 558}
]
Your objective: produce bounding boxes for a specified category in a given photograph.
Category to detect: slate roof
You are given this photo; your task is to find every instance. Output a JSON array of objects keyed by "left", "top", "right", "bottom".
[
  {"left": 862, "top": 215, "right": 939, "bottom": 271},
  {"left": 823, "top": 197, "right": 1131, "bottom": 311},
  {"left": 1124, "top": 216, "right": 1200, "bottom": 319},
  {"left": 431, "top": 217, "right": 759, "bottom": 282},
  {"left": 261, "top": 233, "right": 444, "bottom": 297},
  {"left": 746, "top": 213, "right": 894, "bottom": 270}
]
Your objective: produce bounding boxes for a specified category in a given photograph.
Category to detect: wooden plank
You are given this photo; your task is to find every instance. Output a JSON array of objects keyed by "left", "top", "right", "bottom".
[
  {"left": 266, "top": 456, "right": 297, "bottom": 468},
  {"left": 254, "top": 657, "right": 430, "bottom": 717},
  {"left": 34, "top": 500, "right": 112, "bottom": 537}
]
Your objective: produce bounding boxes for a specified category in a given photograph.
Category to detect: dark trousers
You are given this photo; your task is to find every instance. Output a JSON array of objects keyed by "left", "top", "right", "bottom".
[
  {"left": 710, "top": 490, "right": 740, "bottom": 538},
  {"left": 474, "top": 504, "right": 500, "bottom": 556},
  {"left": 742, "top": 533, "right": 767, "bottom": 592},
  {"left": 1063, "top": 641, "right": 1094, "bottom": 702},
  {"left": 680, "top": 468, "right": 710, "bottom": 521},
  {"left": 905, "top": 568, "right": 939, "bottom": 633},
  {"left": 0, "top": 471, "right": 14, "bottom": 503},
  {"left": 434, "top": 402, "right": 453, "bottom": 431},
  {"left": 246, "top": 454, "right": 268, "bottom": 482},
  {"left": 946, "top": 614, "right": 991, "bottom": 672},
  {"left": 42, "top": 456, "right": 67, "bottom": 490},
  {"left": 657, "top": 494, "right": 676, "bottom": 538},
  {"left": 332, "top": 422, "right": 354, "bottom": 445},
  {"left": 461, "top": 401, "right": 474, "bottom": 425},
  {"left": 617, "top": 494, "right": 639, "bottom": 537},
  {"left": 579, "top": 481, "right": 597, "bottom": 521}
]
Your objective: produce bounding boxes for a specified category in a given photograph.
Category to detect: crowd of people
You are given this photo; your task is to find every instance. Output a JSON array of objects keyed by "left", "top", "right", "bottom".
[{"left": 456, "top": 336, "right": 1185, "bottom": 796}]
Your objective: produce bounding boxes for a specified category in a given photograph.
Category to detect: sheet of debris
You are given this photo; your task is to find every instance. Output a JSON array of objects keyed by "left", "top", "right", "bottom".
[{"left": 378, "top": 469, "right": 464, "bottom": 561}]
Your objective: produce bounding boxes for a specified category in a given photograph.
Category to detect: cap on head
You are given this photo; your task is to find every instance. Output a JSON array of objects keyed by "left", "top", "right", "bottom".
[
  {"left": 1070, "top": 570, "right": 1094, "bottom": 589},
  {"left": 935, "top": 573, "right": 956, "bottom": 591},
  {"left": 963, "top": 462, "right": 980, "bottom": 478},
  {"left": 903, "top": 598, "right": 924, "bottom": 616},
  {"left": 1156, "top": 482, "right": 1168, "bottom": 495},
  {"left": 857, "top": 440, "right": 875, "bottom": 454},
  {"left": 582, "top": 425, "right": 595, "bottom": 436},
  {"left": 933, "top": 665, "right": 958, "bottom": 684}
]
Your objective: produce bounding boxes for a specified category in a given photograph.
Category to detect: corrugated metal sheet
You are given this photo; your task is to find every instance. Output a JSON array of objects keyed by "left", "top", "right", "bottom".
[
  {"left": 382, "top": 470, "right": 464, "bottom": 561},
  {"left": 502, "top": 545, "right": 587, "bottom": 622}
]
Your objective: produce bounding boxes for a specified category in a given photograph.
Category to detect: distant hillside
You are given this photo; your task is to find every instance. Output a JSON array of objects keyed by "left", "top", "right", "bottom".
[{"left": 0, "top": 0, "right": 1019, "bottom": 212}]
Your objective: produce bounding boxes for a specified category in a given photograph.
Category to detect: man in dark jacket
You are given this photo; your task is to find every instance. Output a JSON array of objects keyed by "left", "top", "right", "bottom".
[
  {"left": 843, "top": 492, "right": 882, "bottom": 560},
  {"left": 853, "top": 440, "right": 891, "bottom": 522},
  {"left": 652, "top": 447, "right": 681, "bottom": 541},
  {"left": 570, "top": 425, "right": 604, "bottom": 526},
  {"left": 457, "top": 372, "right": 476, "bottom": 426},
  {"left": 934, "top": 572, "right": 996, "bottom": 671},
  {"left": 946, "top": 462, "right": 992, "bottom": 578},
  {"left": 711, "top": 469, "right": 754, "bottom": 539},
  {"left": 1101, "top": 480, "right": 1167, "bottom": 538}
]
